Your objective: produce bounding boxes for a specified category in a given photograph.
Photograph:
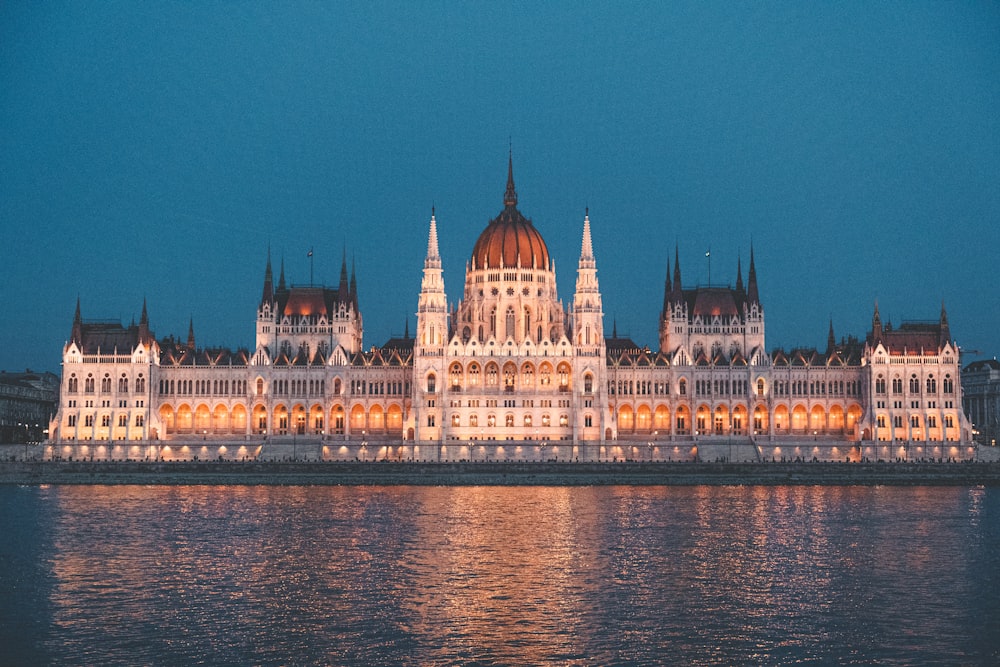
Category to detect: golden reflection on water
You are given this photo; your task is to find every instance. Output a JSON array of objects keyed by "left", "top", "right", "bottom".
[
  {"left": 403, "top": 486, "right": 609, "bottom": 665},
  {"left": 36, "top": 484, "right": 996, "bottom": 665}
]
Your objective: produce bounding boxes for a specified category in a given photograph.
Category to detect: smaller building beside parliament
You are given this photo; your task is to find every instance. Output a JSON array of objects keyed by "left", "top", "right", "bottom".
[{"left": 48, "top": 159, "right": 975, "bottom": 462}]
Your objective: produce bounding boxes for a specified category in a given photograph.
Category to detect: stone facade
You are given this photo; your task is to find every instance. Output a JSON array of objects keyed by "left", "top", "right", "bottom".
[
  {"left": 963, "top": 359, "right": 1000, "bottom": 448},
  {"left": 0, "top": 370, "right": 58, "bottom": 444},
  {"left": 47, "top": 160, "right": 975, "bottom": 462}
]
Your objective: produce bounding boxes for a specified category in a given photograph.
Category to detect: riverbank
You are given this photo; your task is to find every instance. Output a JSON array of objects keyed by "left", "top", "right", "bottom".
[{"left": 2, "top": 460, "right": 999, "bottom": 486}]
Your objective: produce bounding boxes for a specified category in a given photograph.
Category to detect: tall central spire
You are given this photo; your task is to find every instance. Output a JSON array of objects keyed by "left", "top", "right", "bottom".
[{"left": 504, "top": 150, "right": 517, "bottom": 208}]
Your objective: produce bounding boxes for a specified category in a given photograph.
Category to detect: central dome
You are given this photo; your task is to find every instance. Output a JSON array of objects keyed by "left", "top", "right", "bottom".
[{"left": 470, "top": 157, "right": 550, "bottom": 270}]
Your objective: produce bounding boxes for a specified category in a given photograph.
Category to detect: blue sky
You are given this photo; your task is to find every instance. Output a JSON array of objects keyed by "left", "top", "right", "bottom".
[{"left": 2, "top": 2, "right": 998, "bottom": 373}]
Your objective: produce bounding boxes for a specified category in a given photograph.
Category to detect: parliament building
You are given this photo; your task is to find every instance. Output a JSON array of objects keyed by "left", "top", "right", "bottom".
[{"left": 48, "top": 159, "right": 975, "bottom": 462}]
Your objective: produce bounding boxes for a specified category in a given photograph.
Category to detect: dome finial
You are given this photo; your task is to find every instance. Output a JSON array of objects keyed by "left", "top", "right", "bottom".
[{"left": 504, "top": 148, "right": 517, "bottom": 207}]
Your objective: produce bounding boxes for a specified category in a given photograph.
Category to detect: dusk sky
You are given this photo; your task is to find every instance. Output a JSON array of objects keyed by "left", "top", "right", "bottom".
[{"left": 3, "top": 2, "right": 998, "bottom": 374}]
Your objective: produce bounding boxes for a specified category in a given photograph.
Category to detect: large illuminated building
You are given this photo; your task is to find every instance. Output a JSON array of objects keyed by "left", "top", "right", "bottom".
[{"left": 48, "top": 159, "right": 974, "bottom": 462}]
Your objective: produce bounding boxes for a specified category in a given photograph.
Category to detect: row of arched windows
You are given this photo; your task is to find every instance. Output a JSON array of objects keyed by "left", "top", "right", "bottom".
[
  {"left": 68, "top": 373, "right": 145, "bottom": 394},
  {"left": 875, "top": 373, "right": 954, "bottom": 395}
]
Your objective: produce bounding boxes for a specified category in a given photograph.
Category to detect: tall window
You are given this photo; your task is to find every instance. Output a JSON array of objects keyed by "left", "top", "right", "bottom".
[
  {"left": 505, "top": 306, "right": 516, "bottom": 339},
  {"left": 909, "top": 375, "right": 919, "bottom": 393},
  {"left": 875, "top": 375, "right": 886, "bottom": 394}
]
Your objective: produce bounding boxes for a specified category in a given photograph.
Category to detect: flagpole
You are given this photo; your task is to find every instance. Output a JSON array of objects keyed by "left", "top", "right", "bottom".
[
  {"left": 706, "top": 246, "right": 711, "bottom": 286},
  {"left": 309, "top": 248, "right": 314, "bottom": 287}
]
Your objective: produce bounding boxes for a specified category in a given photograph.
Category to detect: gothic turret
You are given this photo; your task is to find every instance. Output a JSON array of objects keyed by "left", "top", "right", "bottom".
[{"left": 572, "top": 208, "right": 603, "bottom": 349}]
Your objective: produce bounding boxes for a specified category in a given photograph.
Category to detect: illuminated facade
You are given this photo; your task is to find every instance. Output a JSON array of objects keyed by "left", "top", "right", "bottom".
[{"left": 48, "top": 159, "right": 974, "bottom": 461}]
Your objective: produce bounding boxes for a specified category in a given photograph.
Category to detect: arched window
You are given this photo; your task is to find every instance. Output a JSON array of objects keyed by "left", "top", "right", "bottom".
[
  {"left": 427, "top": 373, "right": 436, "bottom": 393},
  {"left": 101, "top": 374, "right": 112, "bottom": 393},
  {"left": 678, "top": 378, "right": 687, "bottom": 395},
  {"left": 256, "top": 378, "right": 264, "bottom": 396},
  {"left": 875, "top": 375, "right": 886, "bottom": 394},
  {"left": 505, "top": 414, "right": 514, "bottom": 427},
  {"left": 470, "top": 414, "right": 478, "bottom": 427},
  {"left": 68, "top": 375, "right": 78, "bottom": 393},
  {"left": 909, "top": 375, "right": 919, "bottom": 393},
  {"left": 450, "top": 363, "right": 462, "bottom": 389},
  {"left": 490, "top": 307, "right": 496, "bottom": 335},
  {"left": 926, "top": 375, "right": 936, "bottom": 393},
  {"left": 943, "top": 375, "right": 954, "bottom": 394},
  {"left": 524, "top": 414, "right": 532, "bottom": 427},
  {"left": 135, "top": 374, "right": 145, "bottom": 393},
  {"left": 557, "top": 364, "right": 570, "bottom": 389},
  {"left": 757, "top": 378, "right": 765, "bottom": 396},
  {"left": 486, "top": 364, "right": 499, "bottom": 387},
  {"left": 892, "top": 377, "right": 903, "bottom": 394},
  {"left": 524, "top": 307, "right": 531, "bottom": 339},
  {"left": 469, "top": 363, "right": 480, "bottom": 386},
  {"left": 505, "top": 306, "right": 516, "bottom": 339},
  {"left": 584, "top": 374, "right": 593, "bottom": 393},
  {"left": 118, "top": 374, "right": 129, "bottom": 393},
  {"left": 85, "top": 375, "right": 95, "bottom": 393}
]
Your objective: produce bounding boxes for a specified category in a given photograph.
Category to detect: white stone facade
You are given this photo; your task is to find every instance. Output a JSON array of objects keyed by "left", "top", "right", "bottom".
[{"left": 47, "top": 162, "right": 975, "bottom": 462}]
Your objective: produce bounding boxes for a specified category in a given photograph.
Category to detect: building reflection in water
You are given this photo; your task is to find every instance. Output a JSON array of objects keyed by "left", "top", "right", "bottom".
[{"left": 36, "top": 484, "right": 993, "bottom": 665}]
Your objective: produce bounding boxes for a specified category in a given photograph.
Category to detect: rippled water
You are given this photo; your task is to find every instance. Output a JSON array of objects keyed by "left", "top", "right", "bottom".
[{"left": 2, "top": 485, "right": 999, "bottom": 665}]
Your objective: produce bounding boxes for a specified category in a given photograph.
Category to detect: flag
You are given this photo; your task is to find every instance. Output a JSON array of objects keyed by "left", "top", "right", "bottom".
[
  {"left": 307, "top": 248, "right": 313, "bottom": 257},
  {"left": 705, "top": 250, "right": 710, "bottom": 257}
]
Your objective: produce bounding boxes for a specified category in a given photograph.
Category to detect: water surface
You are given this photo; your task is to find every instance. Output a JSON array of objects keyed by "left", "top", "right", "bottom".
[{"left": 1, "top": 485, "right": 998, "bottom": 665}]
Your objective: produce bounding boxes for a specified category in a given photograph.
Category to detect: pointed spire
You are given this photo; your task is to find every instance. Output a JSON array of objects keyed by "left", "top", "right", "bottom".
[
  {"left": 872, "top": 300, "right": 883, "bottom": 342},
  {"left": 580, "top": 208, "right": 594, "bottom": 261},
  {"left": 71, "top": 297, "right": 83, "bottom": 344},
  {"left": 138, "top": 298, "right": 150, "bottom": 344},
  {"left": 404, "top": 318, "right": 410, "bottom": 340},
  {"left": 337, "top": 249, "right": 350, "bottom": 304},
  {"left": 612, "top": 319, "right": 618, "bottom": 338},
  {"left": 277, "top": 256, "right": 286, "bottom": 291},
  {"left": 662, "top": 258, "right": 672, "bottom": 318},
  {"left": 261, "top": 249, "right": 274, "bottom": 306},
  {"left": 671, "top": 245, "right": 683, "bottom": 304},
  {"left": 747, "top": 245, "right": 760, "bottom": 305},
  {"left": 827, "top": 319, "right": 836, "bottom": 356},
  {"left": 940, "top": 301, "right": 951, "bottom": 347},
  {"left": 504, "top": 150, "right": 517, "bottom": 208},
  {"left": 735, "top": 256, "right": 745, "bottom": 295},
  {"left": 427, "top": 206, "right": 441, "bottom": 262},
  {"left": 187, "top": 317, "right": 195, "bottom": 351}
]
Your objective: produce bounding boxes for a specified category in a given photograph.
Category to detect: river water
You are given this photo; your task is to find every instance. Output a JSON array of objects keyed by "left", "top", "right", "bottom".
[{"left": 1, "top": 484, "right": 998, "bottom": 666}]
